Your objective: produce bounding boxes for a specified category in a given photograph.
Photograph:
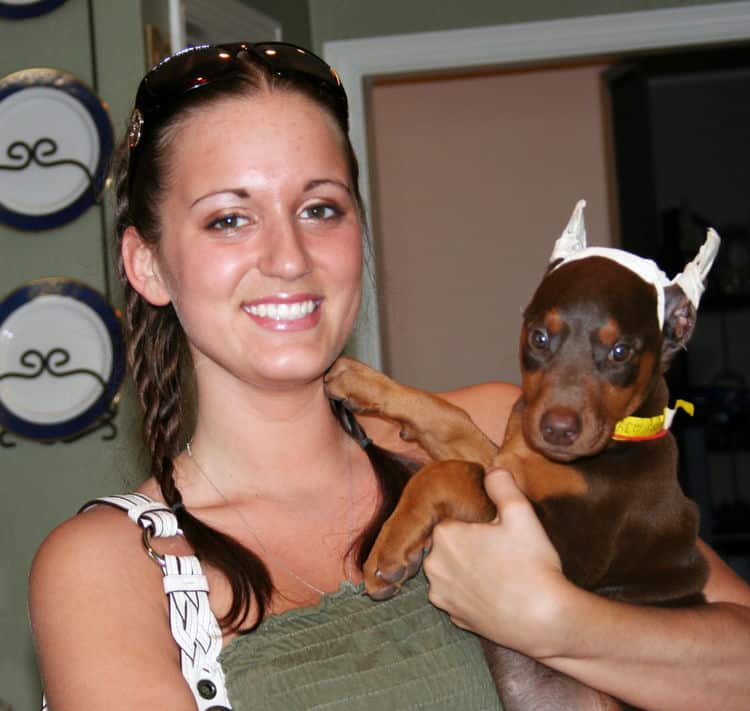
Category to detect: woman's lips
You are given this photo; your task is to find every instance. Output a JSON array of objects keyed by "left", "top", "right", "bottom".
[{"left": 242, "top": 296, "right": 323, "bottom": 331}]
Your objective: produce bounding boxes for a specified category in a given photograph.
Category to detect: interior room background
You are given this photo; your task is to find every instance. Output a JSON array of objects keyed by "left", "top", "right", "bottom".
[{"left": 1, "top": 2, "right": 748, "bottom": 709}]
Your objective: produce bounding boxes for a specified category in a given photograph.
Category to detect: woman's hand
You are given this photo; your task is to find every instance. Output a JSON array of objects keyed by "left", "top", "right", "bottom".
[
  {"left": 424, "top": 467, "right": 750, "bottom": 711},
  {"left": 423, "top": 468, "right": 573, "bottom": 658}
]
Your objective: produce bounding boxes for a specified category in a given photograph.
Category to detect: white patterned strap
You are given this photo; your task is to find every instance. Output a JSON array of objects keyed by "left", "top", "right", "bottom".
[
  {"left": 162, "top": 554, "right": 232, "bottom": 710},
  {"left": 40, "top": 494, "right": 233, "bottom": 711},
  {"left": 80, "top": 493, "right": 180, "bottom": 538}
]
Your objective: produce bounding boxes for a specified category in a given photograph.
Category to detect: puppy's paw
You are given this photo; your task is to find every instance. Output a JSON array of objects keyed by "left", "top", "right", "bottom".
[
  {"left": 363, "top": 517, "right": 433, "bottom": 599},
  {"left": 324, "top": 356, "right": 388, "bottom": 414},
  {"left": 365, "top": 546, "right": 429, "bottom": 600}
]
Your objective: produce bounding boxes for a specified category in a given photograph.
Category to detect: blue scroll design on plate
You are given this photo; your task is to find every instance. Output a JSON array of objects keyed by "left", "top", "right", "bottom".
[
  {"left": 0, "top": 347, "right": 118, "bottom": 447},
  {"left": 0, "top": 137, "right": 99, "bottom": 202}
]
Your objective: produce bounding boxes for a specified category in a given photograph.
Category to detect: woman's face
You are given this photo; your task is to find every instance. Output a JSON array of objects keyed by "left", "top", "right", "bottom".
[{"left": 145, "top": 90, "right": 363, "bottom": 391}]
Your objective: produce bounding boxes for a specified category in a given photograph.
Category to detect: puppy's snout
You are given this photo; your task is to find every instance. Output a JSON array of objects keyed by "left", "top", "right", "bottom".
[{"left": 540, "top": 408, "right": 581, "bottom": 446}]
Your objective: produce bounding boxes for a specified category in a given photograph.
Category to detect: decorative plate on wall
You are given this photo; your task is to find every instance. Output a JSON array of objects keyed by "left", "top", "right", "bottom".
[
  {"left": 0, "top": 68, "right": 113, "bottom": 231},
  {"left": 0, "top": 278, "right": 125, "bottom": 441},
  {"left": 0, "top": 0, "right": 67, "bottom": 19}
]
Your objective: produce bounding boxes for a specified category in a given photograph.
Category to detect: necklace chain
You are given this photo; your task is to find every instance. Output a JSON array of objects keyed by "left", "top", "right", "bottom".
[{"left": 185, "top": 439, "right": 355, "bottom": 597}]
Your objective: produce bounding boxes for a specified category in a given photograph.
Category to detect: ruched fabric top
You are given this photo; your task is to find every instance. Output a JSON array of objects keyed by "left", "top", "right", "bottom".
[{"left": 219, "top": 572, "right": 502, "bottom": 710}]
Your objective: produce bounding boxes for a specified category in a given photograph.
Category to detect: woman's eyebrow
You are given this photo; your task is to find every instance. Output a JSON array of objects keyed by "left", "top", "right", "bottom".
[
  {"left": 191, "top": 188, "right": 250, "bottom": 208},
  {"left": 304, "top": 179, "right": 351, "bottom": 194},
  {"left": 190, "top": 180, "right": 351, "bottom": 208}
]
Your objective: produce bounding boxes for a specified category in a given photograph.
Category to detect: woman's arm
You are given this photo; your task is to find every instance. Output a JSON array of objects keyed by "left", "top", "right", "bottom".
[
  {"left": 29, "top": 508, "right": 198, "bottom": 711},
  {"left": 366, "top": 378, "right": 750, "bottom": 708},
  {"left": 424, "top": 468, "right": 750, "bottom": 711}
]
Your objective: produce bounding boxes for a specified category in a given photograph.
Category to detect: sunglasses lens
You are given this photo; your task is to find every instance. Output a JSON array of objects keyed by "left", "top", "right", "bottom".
[
  {"left": 253, "top": 43, "right": 341, "bottom": 85},
  {"left": 250, "top": 43, "right": 348, "bottom": 119},
  {"left": 138, "top": 45, "right": 242, "bottom": 112}
]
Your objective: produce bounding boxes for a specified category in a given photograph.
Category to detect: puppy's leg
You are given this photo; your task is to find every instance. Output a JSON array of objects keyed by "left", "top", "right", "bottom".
[
  {"left": 363, "top": 460, "right": 495, "bottom": 598},
  {"left": 326, "top": 356, "right": 498, "bottom": 467}
]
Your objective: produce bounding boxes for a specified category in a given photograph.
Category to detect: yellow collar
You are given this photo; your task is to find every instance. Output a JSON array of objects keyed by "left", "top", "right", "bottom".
[{"left": 612, "top": 400, "right": 694, "bottom": 442}]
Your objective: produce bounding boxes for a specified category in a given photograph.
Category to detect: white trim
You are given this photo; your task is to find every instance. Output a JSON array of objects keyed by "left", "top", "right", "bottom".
[
  {"left": 168, "top": 0, "right": 186, "bottom": 52},
  {"left": 323, "top": 2, "right": 750, "bottom": 369},
  {"left": 183, "top": 0, "right": 281, "bottom": 46}
]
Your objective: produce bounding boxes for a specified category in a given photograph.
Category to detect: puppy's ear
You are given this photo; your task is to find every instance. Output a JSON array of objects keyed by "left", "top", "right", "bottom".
[{"left": 661, "top": 283, "right": 697, "bottom": 372}]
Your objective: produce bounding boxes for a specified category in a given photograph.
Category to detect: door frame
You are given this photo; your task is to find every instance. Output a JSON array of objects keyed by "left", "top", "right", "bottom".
[{"left": 323, "top": 2, "right": 750, "bottom": 369}]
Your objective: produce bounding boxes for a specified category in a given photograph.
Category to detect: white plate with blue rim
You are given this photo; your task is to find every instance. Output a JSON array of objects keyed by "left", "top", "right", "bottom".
[
  {"left": 0, "top": 278, "right": 125, "bottom": 441},
  {"left": 0, "top": 0, "right": 67, "bottom": 20},
  {"left": 0, "top": 67, "right": 113, "bottom": 230}
]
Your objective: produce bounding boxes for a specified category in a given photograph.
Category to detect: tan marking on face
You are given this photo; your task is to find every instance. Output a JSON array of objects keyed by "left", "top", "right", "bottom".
[
  {"left": 520, "top": 309, "right": 565, "bottom": 402},
  {"left": 544, "top": 308, "right": 564, "bottom": 336},
  {"left": 598, "top": 318, "right": 621, "bottom": 347},
  {"left": 496, "top": 419, "right": 589, "bottom": 501},
  {"left": 521, "top": 368, "right": 544, "bottom": 402}
]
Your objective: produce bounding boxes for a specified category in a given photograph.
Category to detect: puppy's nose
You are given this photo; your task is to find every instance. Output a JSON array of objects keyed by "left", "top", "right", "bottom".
[{"left": 540, "top": 408, "right": 581, "bottom": 446}]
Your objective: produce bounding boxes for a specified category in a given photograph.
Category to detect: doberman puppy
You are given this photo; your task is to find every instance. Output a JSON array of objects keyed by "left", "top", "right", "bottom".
[{"left": 325, "top": 201, "right": 720, "bottom": 711}]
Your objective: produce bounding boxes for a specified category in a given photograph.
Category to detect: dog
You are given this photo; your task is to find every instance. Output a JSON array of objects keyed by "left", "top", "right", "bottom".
[{"left": 325, "top": 200, "right": 719, "bottom": 710}]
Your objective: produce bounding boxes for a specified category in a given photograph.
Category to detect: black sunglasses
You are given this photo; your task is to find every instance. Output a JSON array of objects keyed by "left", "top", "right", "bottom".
[{"left": 127, "top": 41, "right": 348, "bottom": 151}]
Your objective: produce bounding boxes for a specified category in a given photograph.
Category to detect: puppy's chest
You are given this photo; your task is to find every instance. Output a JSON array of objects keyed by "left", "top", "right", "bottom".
[{"left": 511, "top": 439, "right": 678, "bottom": 589}]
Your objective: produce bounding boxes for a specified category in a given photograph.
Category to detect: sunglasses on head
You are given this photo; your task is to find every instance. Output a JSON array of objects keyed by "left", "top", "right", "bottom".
[{"left": 127, "top": 41, "right": 349, "bottom": 151}]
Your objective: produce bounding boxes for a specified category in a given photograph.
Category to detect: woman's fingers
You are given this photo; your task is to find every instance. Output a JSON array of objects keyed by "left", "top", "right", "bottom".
[
  {"left": 423, "top": 466, "right": 570, "bottom": 653},
  {"left": 483, "top": 467, "right": 529, "bottom": 518}
]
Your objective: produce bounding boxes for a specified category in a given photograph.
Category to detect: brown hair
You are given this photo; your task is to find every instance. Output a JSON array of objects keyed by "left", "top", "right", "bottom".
[{"left": 113, "top": 55, "right": 412, "bottom": 632}]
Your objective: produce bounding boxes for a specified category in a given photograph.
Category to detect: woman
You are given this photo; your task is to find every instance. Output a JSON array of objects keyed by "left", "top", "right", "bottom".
[
  {"left": 28, "top": 42, "right": 750, "bottom": 711},
  {"left": 29, "top": 42, "right": 503, "bottom": 711}
]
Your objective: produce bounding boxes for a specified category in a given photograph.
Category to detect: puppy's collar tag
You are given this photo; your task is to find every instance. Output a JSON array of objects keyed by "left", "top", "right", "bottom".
[{"left": 612, "top": 400, "right": 694, "bottom": 441}]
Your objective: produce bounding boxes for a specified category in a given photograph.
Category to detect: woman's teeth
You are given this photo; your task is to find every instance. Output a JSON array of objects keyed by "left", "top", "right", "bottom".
[{"left": 245, "top": 300, "right": 317, "bottom": 321}]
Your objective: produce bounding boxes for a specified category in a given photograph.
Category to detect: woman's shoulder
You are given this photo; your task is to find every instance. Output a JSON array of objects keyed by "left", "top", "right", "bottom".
[
  {"left": 29, "top": 499, "right": 164, "bottom": 632},
  {"left": 29, "top": 486, "right": 177, "bottom": 606},
  {"left": 29, "top": 496, "right": 196, "bottom": 708},
  {"left": 31, "top": 500, "right": 144, "bottom": 579}
]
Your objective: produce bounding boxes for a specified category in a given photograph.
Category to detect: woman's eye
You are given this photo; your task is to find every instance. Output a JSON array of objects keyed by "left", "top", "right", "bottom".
[
  {"left": 300, "top": 203, "right": 340, "bottom": 220},
  {"left": 529, "top": 328, "right": 549, "bottom": 350},
  {"left": 609, "top": 342, "right": 633, "bottom": 363},
  {"left": 208, "top": 214, "right": 249, "bottom": 231}
]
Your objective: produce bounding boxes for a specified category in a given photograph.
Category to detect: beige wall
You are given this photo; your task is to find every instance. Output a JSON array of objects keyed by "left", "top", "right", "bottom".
[{"left": 369, "top": 62, "right": 615, "bottom": 392}]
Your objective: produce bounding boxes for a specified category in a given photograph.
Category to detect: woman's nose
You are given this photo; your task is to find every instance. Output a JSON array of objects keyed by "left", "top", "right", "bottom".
[{"left": 257, "top": 217, "right": 312, "bottom": 280}]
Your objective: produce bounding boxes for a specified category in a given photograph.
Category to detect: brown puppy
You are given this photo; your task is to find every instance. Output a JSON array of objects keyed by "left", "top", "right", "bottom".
[{"left": 325, "top": 201, "right": 719, "bottom": 710}]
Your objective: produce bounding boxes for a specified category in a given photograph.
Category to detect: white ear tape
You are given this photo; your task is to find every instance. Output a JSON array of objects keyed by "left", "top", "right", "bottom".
[
  {"left": 670, "top": 228, "right": 721, "bottom": 310},
  {"left": 549, "top": 199, "right": 588, "bottom": 263},
  {"left": 548, "top": 202, "right": 721, "bottom": 329}
]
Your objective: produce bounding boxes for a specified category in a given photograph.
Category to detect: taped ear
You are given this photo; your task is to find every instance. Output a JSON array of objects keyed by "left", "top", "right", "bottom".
[
  {"left": 660, "top": 283, "right": 697, "bottom": 371},
  {"left": 121, "top": 226, "right": 171, "bottom": 306},
  {"left": 660, "top": 227, "right": 721, "bottom": 371},
  {"left": 549, "top": 199, "right": 587, "bottom": 265}
]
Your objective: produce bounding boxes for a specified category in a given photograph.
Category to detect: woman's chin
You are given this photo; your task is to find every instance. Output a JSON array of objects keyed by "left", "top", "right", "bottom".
[{"left": 243, "top": 351, "right": 340, "bottom": 390}]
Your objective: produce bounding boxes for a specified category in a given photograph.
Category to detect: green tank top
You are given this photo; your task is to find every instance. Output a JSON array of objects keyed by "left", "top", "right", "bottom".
[{"left": 219, "top": 572, "right": 502, "bottom": 710}]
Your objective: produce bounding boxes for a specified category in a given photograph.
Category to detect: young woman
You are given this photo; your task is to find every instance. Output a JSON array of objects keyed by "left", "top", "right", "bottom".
[{"left": 29, "top": 42, "right": 750, "bottom": 711}]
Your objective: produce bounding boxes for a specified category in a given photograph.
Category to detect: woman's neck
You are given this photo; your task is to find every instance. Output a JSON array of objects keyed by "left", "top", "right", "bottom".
[{"left": 182, "top": 371, "right": 353, "bottom": 501}]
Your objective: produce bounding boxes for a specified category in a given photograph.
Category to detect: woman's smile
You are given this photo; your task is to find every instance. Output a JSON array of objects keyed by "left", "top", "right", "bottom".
[{"left": 242, "top": 294, "right": 324, "bottom": 331}]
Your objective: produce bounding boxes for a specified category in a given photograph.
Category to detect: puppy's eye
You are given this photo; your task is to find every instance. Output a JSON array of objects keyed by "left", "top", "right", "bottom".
[
  {"left": 609, "top": 342, "right": 633, "bottom": 362},
  {"left": 529, "top": 328, "right": 549, "bottom": 350}
]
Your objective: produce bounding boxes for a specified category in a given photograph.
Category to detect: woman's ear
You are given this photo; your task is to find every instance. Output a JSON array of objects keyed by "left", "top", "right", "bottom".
[{"left": 121, "top": 226, "right": 171, "bottom": 306}]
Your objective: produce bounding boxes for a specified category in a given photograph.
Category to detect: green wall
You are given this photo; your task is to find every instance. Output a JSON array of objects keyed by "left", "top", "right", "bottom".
[
  {"left": 0, "top": 3, "right": 144, "bottom": 709},
  {"left": 309, "top": 0, "right": 746, "bottom": 48},
  {"left": 242, "top": 0, "right": 312, "bottom": 47}
]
